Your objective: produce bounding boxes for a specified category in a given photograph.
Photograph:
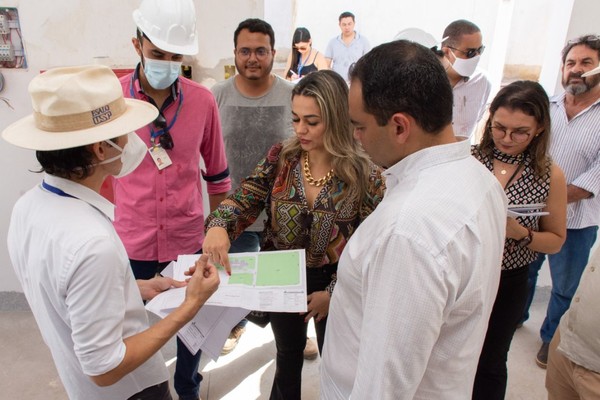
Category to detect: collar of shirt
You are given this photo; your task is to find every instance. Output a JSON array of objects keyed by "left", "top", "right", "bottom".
[
  {"left": 338, "top": 31, "right": 362, "bottom": 43},
  {"left": 42, "top": 173, "right": 115, "bottom": 220},
  {"left": 551, "top": 91, "right": 600, "bottom": 110},
  {"left": 382, "top": 139, "right": 471, "bottom": 191},
  {"left": 132, "top": 63, "right": 179, "bottom": 110}
]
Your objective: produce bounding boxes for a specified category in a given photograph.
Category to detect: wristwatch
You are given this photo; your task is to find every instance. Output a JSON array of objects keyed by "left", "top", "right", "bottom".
[{"left": 517, "top": 228, "right": 533, "bottom": 248}]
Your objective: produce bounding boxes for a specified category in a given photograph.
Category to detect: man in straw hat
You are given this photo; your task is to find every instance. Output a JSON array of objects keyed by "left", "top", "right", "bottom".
[
  {"left": 116, "top": 1, "right": 231, "bottom": 398},
  {"left": 3, "top": 65, "right": 219, "bottom": 400}
]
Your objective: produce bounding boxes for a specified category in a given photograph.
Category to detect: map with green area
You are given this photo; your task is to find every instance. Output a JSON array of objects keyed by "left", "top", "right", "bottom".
[
  {"left": 227, "top": 256, "right": 257, "bottom": 285},
  {"left": 256, "top": 251, "right": 301, "bottom": 286}
]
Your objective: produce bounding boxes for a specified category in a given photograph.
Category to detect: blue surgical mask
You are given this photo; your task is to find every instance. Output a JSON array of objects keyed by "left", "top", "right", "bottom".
[{"left": 143, "top": 58, "right": 182, "bottom": 90}]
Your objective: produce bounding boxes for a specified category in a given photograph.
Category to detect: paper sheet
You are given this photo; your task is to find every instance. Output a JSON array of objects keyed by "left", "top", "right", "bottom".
[{"left": 145, "top": 249, "right": 307, "bottom": 358}]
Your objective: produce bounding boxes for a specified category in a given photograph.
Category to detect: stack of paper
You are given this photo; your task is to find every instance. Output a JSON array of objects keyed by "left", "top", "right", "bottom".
[
  {"left": 507, "top": 203, "right": 549, "bottom": 218},
  {"left": 145, "top": 249, "right": 307, "bottom": 359}
]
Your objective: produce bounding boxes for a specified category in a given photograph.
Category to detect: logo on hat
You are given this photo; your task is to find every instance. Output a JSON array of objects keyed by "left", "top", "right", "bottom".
[{"left": 91, "top": 105, "right": 113, "bottom": 125}]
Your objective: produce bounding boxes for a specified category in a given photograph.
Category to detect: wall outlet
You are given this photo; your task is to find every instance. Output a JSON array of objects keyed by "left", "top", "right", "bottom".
[
  {"left": 0, "top": 15, "right": 9, "bottom": 34},
  {"left": 0, "top": 43, "right": 15, "bottom": 62}
]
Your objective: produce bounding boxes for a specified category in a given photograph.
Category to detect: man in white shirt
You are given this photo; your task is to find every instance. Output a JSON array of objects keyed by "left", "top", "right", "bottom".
[
  {"left": 320, "top": 40, "right": 507, "bottom": 399},
  {"left": 2, "top": 65, "right": 219, "bottom": 400},
  {"left": 440, "top": 19, "right": 492, "bottom": 139}
]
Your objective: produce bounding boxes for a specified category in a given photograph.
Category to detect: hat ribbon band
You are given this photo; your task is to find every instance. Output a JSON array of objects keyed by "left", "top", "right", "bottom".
[{"left": 33, "top": 97, "right": 127, "bottom": 132}]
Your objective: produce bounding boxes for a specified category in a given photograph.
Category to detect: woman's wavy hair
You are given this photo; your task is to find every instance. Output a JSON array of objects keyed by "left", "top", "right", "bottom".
[
  {"left": 279, "top": 70, "right": 372, "bottom": 201},
  {"left": 479, "top": 80, "right": 551, "bottom": 176}
]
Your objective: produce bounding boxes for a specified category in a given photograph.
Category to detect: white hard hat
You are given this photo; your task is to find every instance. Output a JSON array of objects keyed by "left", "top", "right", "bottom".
[
  {"left": 394, "top": 28, "right": 440, "bottom": 49},
  {"left": 133, "top": 0, "right": 198, "bottom": 55}
]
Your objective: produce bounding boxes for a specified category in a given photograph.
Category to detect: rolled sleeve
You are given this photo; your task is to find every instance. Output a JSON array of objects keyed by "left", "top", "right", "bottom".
[
  {"left": 201, "top": 93, "right": 232, "bottom": 194},
  {"left": 571, "top": 154, "right": 600, "bottom": 197}
]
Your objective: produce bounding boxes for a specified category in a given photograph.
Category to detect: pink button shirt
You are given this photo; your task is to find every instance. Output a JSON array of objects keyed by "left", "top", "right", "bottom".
[{"left": 113, "top": 72, "right": 231, "bottom": 262}]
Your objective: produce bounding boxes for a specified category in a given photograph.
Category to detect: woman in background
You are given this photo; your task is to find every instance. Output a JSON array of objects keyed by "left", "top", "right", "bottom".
[
  {"left": 471, "top": 80, "right": 567, "bottom": 400},
  {"left": 284, "top": 27, "right": 328, "bottom": 82},
  {"left": 203, "top": 70, "right": 385, "bottom": 400}
]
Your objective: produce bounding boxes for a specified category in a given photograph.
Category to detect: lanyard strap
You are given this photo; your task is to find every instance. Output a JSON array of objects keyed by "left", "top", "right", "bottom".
[
  {"left": 129, "top": 74, "right": 184, "bottom": 142},
  {"left": 297, "top": 48, "right": 312, "bottom": 77},
  {"left": 149, "top": 92, "right": 184, "bottom": 142},
  {"left": 504, "top": 163, "right": 524, "bottom": 191},
  {"left": 42, "top": 180, "right": 77, "bottom": 199}
]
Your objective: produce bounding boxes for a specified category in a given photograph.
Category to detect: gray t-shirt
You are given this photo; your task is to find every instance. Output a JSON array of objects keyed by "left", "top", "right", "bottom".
[{"left": 212, "top": 75, "right": 294, "bottom": 231}]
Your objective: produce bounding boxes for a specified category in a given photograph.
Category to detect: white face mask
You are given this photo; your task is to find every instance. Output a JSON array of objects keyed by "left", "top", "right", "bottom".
[
  {"left": 143, "top": 58, "right": 182, "bottom": 90},
  {"left": 450, "top": 52, "right": 480, "bottom": 78},
  {"left": 99, "top": 132, "right": 147, "bottom": 178}
]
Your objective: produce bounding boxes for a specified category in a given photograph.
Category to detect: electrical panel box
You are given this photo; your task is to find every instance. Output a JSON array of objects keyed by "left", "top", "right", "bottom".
[
  {"left": 0, "top": 43, "right": 15, "bottom": 62},
  {"left": 0, "top": 14, "right": 9, "bottom": 34},
  {"left": 0, "top": 7, "right": 26, "bottom": 68}
]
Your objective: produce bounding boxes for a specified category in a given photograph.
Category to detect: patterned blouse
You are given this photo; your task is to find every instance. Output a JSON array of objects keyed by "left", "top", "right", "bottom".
[
  {"left": 206, "top": 143, "right": 386, "bottom": 292},
  {"left": 472, "top": 145, "right": 551, "bottom": 270}
]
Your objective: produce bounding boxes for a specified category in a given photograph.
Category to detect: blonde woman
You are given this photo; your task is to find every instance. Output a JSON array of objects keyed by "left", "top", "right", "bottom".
[{"left": 203, "top": 70, "right": 385, "bottom": 400}]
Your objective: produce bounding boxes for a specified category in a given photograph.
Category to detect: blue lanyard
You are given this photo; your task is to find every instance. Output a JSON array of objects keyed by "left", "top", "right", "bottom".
[
  {"left": 297, "top": 48, "right": 312, "bottom": 77},
  {"left": 42, "top": 180, "right": 77, "bottom": 199},
  {"left": 129, "top": 75, "right": 184, "bottom": 143},
  {"left": 149, "top": 92, "right": 183, "bottom": 143}
]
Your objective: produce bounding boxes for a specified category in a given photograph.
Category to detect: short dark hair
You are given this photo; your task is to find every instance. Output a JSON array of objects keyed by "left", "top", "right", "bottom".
[
  {"left": 339, "top": 11, "right": 355, "bottom": 22},
  {"left": 349, "top": 40, "right": 453, "bottom": 134},
  {"left": 442, "top": 19, "right": 481, "bottom": 47},
  {"left": 36, "top": 146, "right": 96, "bottom": 180},
  {"left": 480, "top": 80, "right": 550, "bottom": 177},
  {"left": 561, "top": 34, "right": 600, "bottom": 64},
  {"left": 234, "top": 18, "right": 275, "bottom": 49}
]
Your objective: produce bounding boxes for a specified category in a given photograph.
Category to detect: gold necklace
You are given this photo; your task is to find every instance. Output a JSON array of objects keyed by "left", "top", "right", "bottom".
[{"left": 303, "top": 152, "right": 334, "bottom": 187}]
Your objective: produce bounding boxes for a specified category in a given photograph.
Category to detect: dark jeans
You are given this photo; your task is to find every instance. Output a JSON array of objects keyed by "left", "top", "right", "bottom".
[
  {"left": 268, "top": 264, "right": 336, "bottom": 400},
  {"left": 523, "top": 227, "right": 597, "bottom": 343},
  {"left": 130, "top": 251, "right": 203, "bottom": 400},
  {"left": 473, "top": 266, "right": 529, "bottom": 400},
  {"left": 127, "top": 380, "right": 172, "bottom": 400},
  {"left": 229, "top": 231, "right": 262, "bottom": 330}
]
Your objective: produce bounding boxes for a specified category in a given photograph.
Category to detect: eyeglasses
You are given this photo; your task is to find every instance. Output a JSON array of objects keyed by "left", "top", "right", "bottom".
[
  {"left": 236, "top": 47, "right": 271, "bottom": 60},
  {"left": 153, "top": 113, "right": 174, "bottom": 150},
  {"left": 447, "top": 45, "right": 485, "bottom": 59},
  {"left": 490, "top": 124, "right": 532, "bottom": 144}
]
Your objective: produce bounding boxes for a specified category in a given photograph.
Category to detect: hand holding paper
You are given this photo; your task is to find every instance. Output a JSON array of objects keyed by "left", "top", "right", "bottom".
[{"left": 184, "top": 254, "right": 220, "bottom": 309}]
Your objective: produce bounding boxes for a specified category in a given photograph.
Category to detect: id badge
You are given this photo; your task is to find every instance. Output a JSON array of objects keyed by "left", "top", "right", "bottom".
[{"left": 148, "top": 145, "right": 173, "bottom": 170}]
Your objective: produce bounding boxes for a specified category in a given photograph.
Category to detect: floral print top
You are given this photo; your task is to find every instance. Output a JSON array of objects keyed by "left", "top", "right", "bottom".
[{"left": 206, "top": 143, "right": 386, "bottom": 293}]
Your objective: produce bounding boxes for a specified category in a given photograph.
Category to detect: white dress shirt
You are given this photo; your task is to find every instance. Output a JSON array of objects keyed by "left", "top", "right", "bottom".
[
  {"left": 7, "top": 174, "right": 168, "bottom": 400},
  {"left": 452, "top": 68, "right": 492, "bottom": 139},
  {"left": 321, "top": 140, "right": 507, "bottom": 400}
]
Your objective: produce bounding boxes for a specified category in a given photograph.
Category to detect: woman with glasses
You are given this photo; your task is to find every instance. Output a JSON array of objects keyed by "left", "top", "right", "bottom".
[
  {"left": 471, "top": 80, "right": 567, "bottom": 400},
  {"left": 203, "top": 70, "right": 385, "bottom": 400},
  {"left": 284, "top": 27, "right": 329, "bottom": 82}
]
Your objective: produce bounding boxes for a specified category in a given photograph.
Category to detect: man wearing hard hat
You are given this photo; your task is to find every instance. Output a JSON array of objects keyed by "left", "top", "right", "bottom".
[
  {"left": 3, "top": 65, "right": 220, "bottom": 400},
  {"left": 114, "top": 1, "right": 231, "bottom": 399}
]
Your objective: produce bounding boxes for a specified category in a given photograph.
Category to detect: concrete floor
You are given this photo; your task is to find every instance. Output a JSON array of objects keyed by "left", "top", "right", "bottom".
[{"left": 0, "top": 289, "right": 550, "bottom": 399}]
